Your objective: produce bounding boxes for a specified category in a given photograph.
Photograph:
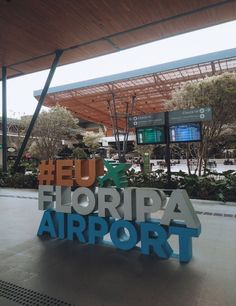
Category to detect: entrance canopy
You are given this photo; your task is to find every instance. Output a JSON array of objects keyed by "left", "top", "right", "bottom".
[
  {"left": 34, "top": 48, "right": 236, "bottom": 129},
  {"left": 1, "top": 0, "right": 236, "bottom": 80}
]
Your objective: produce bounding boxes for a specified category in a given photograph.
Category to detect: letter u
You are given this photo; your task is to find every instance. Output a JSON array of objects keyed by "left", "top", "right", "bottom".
[{"left": 74, "top": 159, "right": 96, "bottom": 187}]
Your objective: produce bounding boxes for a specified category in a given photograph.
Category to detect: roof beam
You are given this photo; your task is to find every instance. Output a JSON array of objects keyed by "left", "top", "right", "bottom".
[
  {"left": 13, "top": 50, "right": 63, "bottom": 173},
  {"left": 8, "top": 0, "right": 235, "bottom": 74}
]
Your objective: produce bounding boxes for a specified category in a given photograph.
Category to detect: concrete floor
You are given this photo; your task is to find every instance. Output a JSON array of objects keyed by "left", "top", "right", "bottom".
[{"left": 0, "top": 189, "right": 236, "bottom": 306}]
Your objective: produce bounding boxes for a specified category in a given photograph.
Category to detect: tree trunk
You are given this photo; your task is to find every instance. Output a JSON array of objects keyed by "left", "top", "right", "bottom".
[
  {"left": 203, "top": 138, "right": 208, "bottom": 176},
  {"left": 198, "top": 142, "right": 204, "bottom": 176},
  {"left": 186, "top": 143, "right": 191, "bottom": 175}
]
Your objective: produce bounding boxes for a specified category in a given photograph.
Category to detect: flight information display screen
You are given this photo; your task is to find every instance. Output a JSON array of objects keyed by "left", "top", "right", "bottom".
[
  {"left": 169, "top": 123, "right": 202, "bottom": 143},
  {"left": 136, "top": 126, "right": 166, "bottom": 145}
]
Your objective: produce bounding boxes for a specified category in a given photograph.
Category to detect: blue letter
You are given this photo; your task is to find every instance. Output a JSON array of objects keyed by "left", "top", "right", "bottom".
[
  {"left": 110, "top": 220, "right": 139, "bottom": 250},
  {"left": 141, "top": 222, "right": 173, "bottom": 259},
  {"left": 56, "top": 212, "right": 66, "bottom": 239},
  {"left": 37, "top": 210, "right": 57, "bottom": 238},
  {"left": 169, "top": 225, "right": 201, "bottom": 262},
  {"left": 88, "top": 215, "right": 109, "bottom": 244},
  {"left": 67, "top": 213, "right": 87, "bottom": 242}
]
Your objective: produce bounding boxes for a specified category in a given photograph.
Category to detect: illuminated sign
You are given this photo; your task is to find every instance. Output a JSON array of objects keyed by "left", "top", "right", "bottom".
[
  {"left": 37, "top": 159, "right": 201, "bottom": 263},
  {"left": 136, "top": 126, "right": 166, "bottom": 145},
  {"left": 169, "top": 123, "right": 202, "bottom": 143}
]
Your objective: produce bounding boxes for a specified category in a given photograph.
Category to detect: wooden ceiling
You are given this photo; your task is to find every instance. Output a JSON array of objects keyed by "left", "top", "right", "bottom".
[
  {"left": 34, "top": 49, "right": 236, "bottom": 130},
  {"left": 1, "top": 0, "right": 236, "bottom": 80}
]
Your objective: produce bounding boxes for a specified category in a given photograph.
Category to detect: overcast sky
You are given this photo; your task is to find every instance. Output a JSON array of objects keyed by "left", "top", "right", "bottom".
[{"left": 1, "top": 20, "right": 236, "bottom": 118}]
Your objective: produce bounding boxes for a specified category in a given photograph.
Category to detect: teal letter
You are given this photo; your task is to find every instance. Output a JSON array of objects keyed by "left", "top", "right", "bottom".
[
  {"left": 169, "top": 225, "right": 201, "bottom": 262},
  {"left": 56, "top": 212, "right": 66, "bottom": 239},
  {"left": 37, "top": 210, "right": 57, "bottom": 238},
  {"left": 141, "top": 222, "right": 173, "bottom": 259},
  {"left": 88, "top": 215, "right": 109, "bottom": 244},
  {"left": 67, "top": 214, "right": 87, "bottom": 242},
  {"left": 110, "top": 220, "right": 139, "bottom": 250}
]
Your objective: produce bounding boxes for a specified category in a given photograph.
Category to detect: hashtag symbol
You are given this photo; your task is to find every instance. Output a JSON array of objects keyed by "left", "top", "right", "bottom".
[{"left": 38, "top": 160, "right": 56, "bottom": 185}]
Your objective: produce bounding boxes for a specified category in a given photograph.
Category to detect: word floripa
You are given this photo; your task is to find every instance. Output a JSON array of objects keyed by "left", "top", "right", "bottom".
[{"left": 37, "top": 159, "right": 201, "bottom": 263}]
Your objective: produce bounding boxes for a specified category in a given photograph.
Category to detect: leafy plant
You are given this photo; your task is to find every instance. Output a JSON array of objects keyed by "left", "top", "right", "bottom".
[
  {"left": 128, "top": 169, "right": 236, "bottom": 202},
  {"left": 166, "top": 73, "right": 236, "bottom": 175},
  {"left": 0, "top": 172, "right": 38, "bottom": 189},
  {"left": 72, "top": 147, "right": 88, "bottom": 159}
]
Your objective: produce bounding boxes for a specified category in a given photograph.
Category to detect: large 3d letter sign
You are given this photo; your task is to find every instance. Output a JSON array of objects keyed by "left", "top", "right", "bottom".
[{"left": 37, "top": 159, "right": 201, "bottom": 263}]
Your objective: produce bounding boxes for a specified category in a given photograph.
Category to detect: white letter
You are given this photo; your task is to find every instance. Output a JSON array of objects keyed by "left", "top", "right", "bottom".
[
  {"left": 56, "top": 186, "right": 72, "bottom": 213},
  {"left": 98, "top": 188, "right": 123, "bottom": 219},
  {"left": 38, "top": 185, "right": 55, "bottom": 210},
  {"left": 136, "top": 188, "right": 163, "bottom": 222},
  {"left": 72, "top": 187, "right": 96, "bottom": 215},
  {"left": 161, "top": 190, "right": 201, "bottom": 229},
  {"left": 123, "top": 187, "right": 136, "bottom": 220}
]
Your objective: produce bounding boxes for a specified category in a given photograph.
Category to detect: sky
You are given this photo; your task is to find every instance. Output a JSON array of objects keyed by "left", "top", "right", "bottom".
[{"left": 1, "top": 20, "right": 236, "bottom": 118}]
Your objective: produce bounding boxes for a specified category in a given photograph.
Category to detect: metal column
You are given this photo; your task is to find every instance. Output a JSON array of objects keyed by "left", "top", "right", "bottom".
[
  {"left": 2, "top": 66, "right": 7, "bottom": 172},
  {"left": 165, "top": 111, "right": 171, "bottom": 186},
  {"left": 13, "top": 50, "right": 63, "bottom": 173}
]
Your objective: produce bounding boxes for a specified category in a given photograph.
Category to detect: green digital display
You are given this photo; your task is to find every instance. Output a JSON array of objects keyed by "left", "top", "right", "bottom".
[{"left": 136, "top": 126, "right": 166, "bottom": 145}]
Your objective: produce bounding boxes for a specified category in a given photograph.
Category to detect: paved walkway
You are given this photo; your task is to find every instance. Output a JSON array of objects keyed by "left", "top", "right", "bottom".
[{"left": 0, "top": 188, "right": 236, "bottom": 306}]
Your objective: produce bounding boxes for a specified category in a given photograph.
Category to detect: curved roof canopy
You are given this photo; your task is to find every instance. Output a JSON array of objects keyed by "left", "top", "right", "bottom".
[
  {"left": 1, "top": 0, "right": 236, "bottom": 80},
  {"left": 34, "top": 48, "right": 236, "bottom": 129}
]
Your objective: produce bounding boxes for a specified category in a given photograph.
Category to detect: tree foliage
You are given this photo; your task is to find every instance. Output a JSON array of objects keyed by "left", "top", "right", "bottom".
[
  {"left": 134, "top": 143, "right": 155, "bottom": 157},
  {"left": 83, "top": 131, "right": 104, "bottom": 156},
  {"left": 72, "top": 147, "right": 88, "bottom": 159},
  {"left": 29, "top": 106, "right": 80, "bottom": 160},
  {"left": 8, "top": 116, "right": 31, "bottom": 151},
  {"left": 166, "top": 73, "right": 236, "bottom": 174}
]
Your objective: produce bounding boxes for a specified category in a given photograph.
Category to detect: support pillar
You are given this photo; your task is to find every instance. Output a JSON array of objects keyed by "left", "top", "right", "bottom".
[
  {"left": 13, "top": 50, "right": 63, "bottom": 173},
  {"left": 165, "top": 112, "right": 171, "bottom": 186},
  {"left": 2, "top": 66, "right": 7, "bottom": 172}
]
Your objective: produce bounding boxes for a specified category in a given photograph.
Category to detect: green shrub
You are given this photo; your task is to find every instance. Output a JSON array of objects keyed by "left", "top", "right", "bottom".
[
  {"left": 7, "top": 160, "right": 39, "bottom": 174},
  {"left": 128, "top": 169, "right": 178, "bottom": 189},
  {"left": 0, "top": 172, "right": 38, "bottom": 189},
  {"left": 128, "top": 169, "right": 236, "bottom": 202},
  {"left": 1, "top": 165, "right": 235, "bottom": 201},
  {"left": 220, "top": 170, "right": 236, "bottom": 202},
  {"left": 72, "top": 147, "right": 88, "bottom": 159}
]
